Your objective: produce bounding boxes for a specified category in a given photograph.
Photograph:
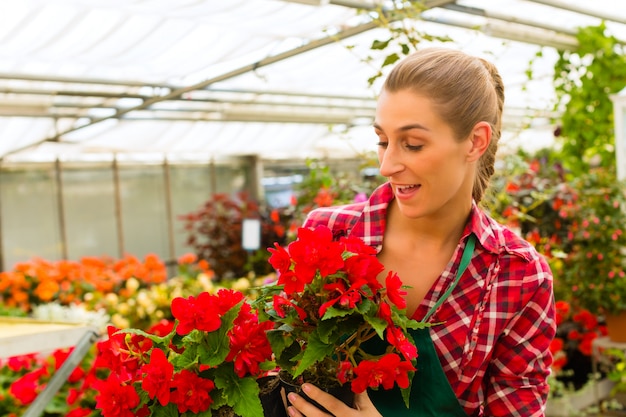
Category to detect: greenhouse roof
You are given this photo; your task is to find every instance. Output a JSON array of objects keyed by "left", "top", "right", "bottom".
[{"left": 2, "top": 0, "right": 626, "bottom": 163}]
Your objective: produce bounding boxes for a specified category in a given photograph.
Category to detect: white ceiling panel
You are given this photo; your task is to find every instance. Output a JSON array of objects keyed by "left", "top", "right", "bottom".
[{"left": 1, "top": 0, "right": 625, "bottom": 162}]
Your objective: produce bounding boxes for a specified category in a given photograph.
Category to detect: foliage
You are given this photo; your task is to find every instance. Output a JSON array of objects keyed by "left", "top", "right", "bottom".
[
  {"left": 358, "top": 0, "right": 452, "bottom": 86},
  {"left": 179, "top": 192, "right": 290, "bottom": 280},
  {"left": 94, "top": 289, "right": 275, "bottom": 417},
  {"left": 550, "top": 300, "right": 608, "bottom": 391},
  {"left": 552, "top": 23, "right": 626, "bottom": 176},
  {"left": 253, "top": 225, "right": 430, "bottom": 407},
  {"left": 487, "top": 148, "right": 626, "bottom": 316},
  {"left": 485, "top": 148, "right": 574, "bottom": 253},
  {"left": 606, "top": 348, "right": 626, "bottom": 395},
  {"left": 557, "top": 168, "right": 626, "bottom": 316},
  {"left": 0, "top": 254, "right": 263, "bottom": 417},
  {"left": 0, "top": 346, "right": 99, "bottom": 417}
]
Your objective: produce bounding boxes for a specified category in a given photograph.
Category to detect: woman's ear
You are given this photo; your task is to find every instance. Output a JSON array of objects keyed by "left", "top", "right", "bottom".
[{"left": 467, "top": 121, "right": 492, "bottom": 162}]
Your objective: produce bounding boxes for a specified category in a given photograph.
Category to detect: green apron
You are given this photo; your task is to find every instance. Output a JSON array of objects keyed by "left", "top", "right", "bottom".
[{"left": 368, "top": 235, "right": 476, "bottom": 417}]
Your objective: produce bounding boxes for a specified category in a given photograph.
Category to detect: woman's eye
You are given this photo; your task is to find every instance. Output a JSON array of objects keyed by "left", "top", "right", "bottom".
[
  {"left": 376, "top": 141, "right": 388, "bottom": 149},
  {"left": 406, "top": 144, "right": 423, "bottom": 151}
]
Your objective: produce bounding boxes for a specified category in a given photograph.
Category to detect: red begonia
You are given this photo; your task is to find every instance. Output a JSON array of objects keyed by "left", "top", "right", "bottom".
[
  {"left": 9, "top": 367, "right": 48, "bottom": 405},
  {"left": 227, "top": 314, "right": 274, "bottom": 378},
  {"left": 171, "top": 292, "right": 221, "bottom": 335},
  {"left": 170, "top": 369, "right": 215, "bottom": 414},
  {"left": 384, "top": 271, "right": 407, "bottom": 309},
  {"left": 351, "top": 353, "right": 415, "bottom": 393},
  {"left": 141, "top": 348, "right": 174, "bottom": 406},
  {"left": 268, "top": 242, "right": 292, "bottom": 275},
  {"left": 94, "top": 375, "right": 140, "bottom": 417},
  {"left": 288, "top": 226, "right": 344, "bottom": 284}
]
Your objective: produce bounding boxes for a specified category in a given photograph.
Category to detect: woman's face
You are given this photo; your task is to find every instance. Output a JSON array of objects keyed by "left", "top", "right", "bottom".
[{"left": 373, "top": 89, "right": 476, "bottom": 220}]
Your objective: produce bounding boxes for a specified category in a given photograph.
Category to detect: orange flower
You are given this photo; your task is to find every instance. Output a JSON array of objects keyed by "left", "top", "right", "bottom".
[
  {"left": 34, "top": 280, "right": 60, "bottom": 302},
  {"left": 177, "top": 253, "right": 197, "bottom": 265}
]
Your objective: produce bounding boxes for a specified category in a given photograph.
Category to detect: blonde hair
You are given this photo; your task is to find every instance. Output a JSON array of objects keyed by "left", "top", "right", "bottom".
[{"left": 382, "top": 47, "right": 504, "bottom": 203}]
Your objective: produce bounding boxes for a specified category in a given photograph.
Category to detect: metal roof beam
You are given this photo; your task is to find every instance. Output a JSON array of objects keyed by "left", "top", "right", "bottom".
[{"left": 526, "top": 0, "right": 626, "bottom": 25}]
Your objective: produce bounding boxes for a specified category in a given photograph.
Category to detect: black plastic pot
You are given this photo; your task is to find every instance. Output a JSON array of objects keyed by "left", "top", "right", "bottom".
[
  {"left": 279, "top": 373, "right": 354, "bottom": 415},
  {"left": 258, "top": 375, "right": 288, "bottom": 417}
]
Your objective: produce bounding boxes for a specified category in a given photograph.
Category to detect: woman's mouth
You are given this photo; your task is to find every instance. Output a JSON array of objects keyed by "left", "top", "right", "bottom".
[{"left": 395, "top": 184, "right": 420, "bottom": 195}]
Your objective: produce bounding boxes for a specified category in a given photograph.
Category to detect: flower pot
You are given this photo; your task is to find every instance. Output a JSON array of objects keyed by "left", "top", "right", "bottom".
[
  {"left": 258, "top": 375, "right": 288, "bottom": 417},
  {"left": 279, "top": 372, "right": 354, "bottom": 414},
  {"left": 606, "top": 312, "right": 626, "bottom": 343}
]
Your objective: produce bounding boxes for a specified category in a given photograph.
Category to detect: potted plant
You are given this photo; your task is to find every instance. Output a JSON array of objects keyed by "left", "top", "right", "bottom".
[
  {"left": 557, "top": 168, "right": 626, "bottom": 342},
  {"left": 93, "top": 288, "right": 276, "bottom": 417},
  {"left": 253, "top": 225, "right": 430, "bottom": 411}
]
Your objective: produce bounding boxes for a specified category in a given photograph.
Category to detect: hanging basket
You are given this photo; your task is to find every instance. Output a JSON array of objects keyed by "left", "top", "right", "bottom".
[{"left": 605, "top": 312, "right": 626, "bottom": 343}]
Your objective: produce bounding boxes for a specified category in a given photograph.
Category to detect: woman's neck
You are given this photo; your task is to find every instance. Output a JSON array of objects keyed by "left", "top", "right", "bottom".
[{"left": 387, "top": 199, "right": 472, "bottom": 250}]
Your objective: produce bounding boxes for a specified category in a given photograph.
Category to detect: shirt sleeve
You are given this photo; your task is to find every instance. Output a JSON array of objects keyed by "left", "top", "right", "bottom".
[{"left": 483, "top": 254, "right": 556, "bottom": 417}]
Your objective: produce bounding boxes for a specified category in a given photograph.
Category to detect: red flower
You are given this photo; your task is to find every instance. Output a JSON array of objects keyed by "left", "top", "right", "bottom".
[
  {"left": 95, "top": 326, "right": 151, "bottom": 382},
  {"left": 578, "top": 332, "right": 597, "bottom": 356},
  {"left": 573, "top": 309, "right": 598, "bottom": 331},
  {"left": 384, "top": 271, "right": 407, "bottom": 309},
  {"left": 227, "top": 314, "right": 274, "bottom": 378},
  {"left": 341, "top": 236, "right": 384, "bottom": 291},
  {"left": 9, "top": 368, "right": 48, "bottom": 405},
  {"left": 555, "top": 300, "right": 570, "bottom": 325},
  {"left": 141, "top": 348, "right": 174, "bottom": 406},
  {"left": 386, "top": 326, "right": 418, "bottom": 361},
  {"left": 549, "top": 337, "right": 564, "bottom": 355},
  {"left": 288, "top": 226, "right": 345, "bottom": 284},
  {"left": 268, "top": 242, "right": 292, "bottom": 275},
  {"left": 7, "top": 354, "right": 36, "bottom": 372},
  {"left": 147, "top": 319, "right": 175, "bottom": 336},
  {"left": 277, "top": 270, "right": 307, "bottom": 294},
  {"left": 171, "top": 292, "right": 222, "bottom": 335},
  {"left": 94, "top": 374, "right": 140, "bottom": 417},
  {"left": 337, "top": 361, "right": 353, "bottom": 384},
  {"left": 377, "top": 301, "right": 393, "bottom": 325},
  {"left": 215, "top": 288, "right": 245, "bottom": 314},
  {"left": 318, "top": 279, "right": 366, "bottom": 317},
  {"left": 313, "top": 187, "right": 335, "bottom": 207},
  {"left": 66, "top": 408, "right": 92, "bottom": 417},
  {"left": 273, "top": 294, "right": 307, "bottom": 320},
  {"left": 170, "top": 370, "right": 215, "bottom": 414},
  {"left": 352, "top": 353, "right": 415, "bottom": 393}
]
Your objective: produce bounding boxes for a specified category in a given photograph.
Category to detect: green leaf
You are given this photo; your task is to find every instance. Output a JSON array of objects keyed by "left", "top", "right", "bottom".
[
  {"left": 115, "top": 327, "right": 173, "bottom": 346},
  {"left": 152, "top": 403, "right": 179, "bottom": 417},
  {"left": 213, "top": 366, "right": 265, "bottom": 417},
  {"left": 382, "top": 53, "right": 400, "bottom": 67},
  {"left": 266, "top": 328, "right": 294, "bottom": 359},
  {"left": 197, "top": 301, "right": 244, "bottom": 366},
  {"left": 293, "top": 329, "right": 335, "bottom": 377},
  {"left": 370, "top": 39, "right": 391, "bottom": 50},
  {"left": 170, "top": 344, "right": 199, "bottom": 369},
  {"left": 400, "top": 374, "right": 414, "bottom": 408},
  {"left": 363, "top": 315, "right": 388, "bottom": 339},
  {"left": 322, "top": 305, "right": 354, "bottom": 320},
  {"left": 317, "top": 317, "right": 340, "bottom": 343}
]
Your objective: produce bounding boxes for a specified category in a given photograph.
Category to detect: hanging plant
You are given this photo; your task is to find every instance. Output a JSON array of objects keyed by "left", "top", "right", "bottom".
[{"left": 552, "top": 23, "right": 626, "bottom": 176}]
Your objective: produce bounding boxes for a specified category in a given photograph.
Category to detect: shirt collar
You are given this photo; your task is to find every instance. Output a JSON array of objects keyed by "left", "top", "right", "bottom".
[{"left": 360, "top": 182, "right": 502, "bottom": 255}]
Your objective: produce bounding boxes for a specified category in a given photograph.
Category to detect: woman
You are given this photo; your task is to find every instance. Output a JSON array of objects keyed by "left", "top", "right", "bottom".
[{"left": 285, "top": 47, "right": 556, "bottom": 417}]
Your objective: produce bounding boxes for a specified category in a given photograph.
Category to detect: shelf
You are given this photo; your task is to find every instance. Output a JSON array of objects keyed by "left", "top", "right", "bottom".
[{"left": 0, "top": 316, "right": 99, "bottom": 358}]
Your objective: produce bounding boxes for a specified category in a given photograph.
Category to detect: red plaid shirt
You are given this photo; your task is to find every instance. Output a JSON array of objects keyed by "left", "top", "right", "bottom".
[{"left": 303, "top": 182, "right": 556, "bottom": 417}]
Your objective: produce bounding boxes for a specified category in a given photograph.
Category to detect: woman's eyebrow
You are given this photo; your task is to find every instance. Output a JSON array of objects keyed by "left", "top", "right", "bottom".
[{"left": 373, "top": 122, "right": 430, "bottom": 132}]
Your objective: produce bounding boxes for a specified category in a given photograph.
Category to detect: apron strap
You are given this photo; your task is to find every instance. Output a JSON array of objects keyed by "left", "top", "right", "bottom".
[{"left": 423, "top": 234, "right": 476, "bottom": 322}]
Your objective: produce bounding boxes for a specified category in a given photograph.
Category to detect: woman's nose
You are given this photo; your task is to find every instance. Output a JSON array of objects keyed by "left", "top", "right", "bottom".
[{"left": 378, "top": 145, "right": 404, "bottom": 177}]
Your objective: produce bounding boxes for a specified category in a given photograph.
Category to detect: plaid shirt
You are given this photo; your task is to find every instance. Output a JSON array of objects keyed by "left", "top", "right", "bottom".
[{"left": 303, "top": 182, "right": 556, "bottom": 417}]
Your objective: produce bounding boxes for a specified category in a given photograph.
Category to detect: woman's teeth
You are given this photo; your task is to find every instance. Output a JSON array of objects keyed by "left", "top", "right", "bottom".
[{"left": 397, "top": 184, "right": 418, "bottom": 193}]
